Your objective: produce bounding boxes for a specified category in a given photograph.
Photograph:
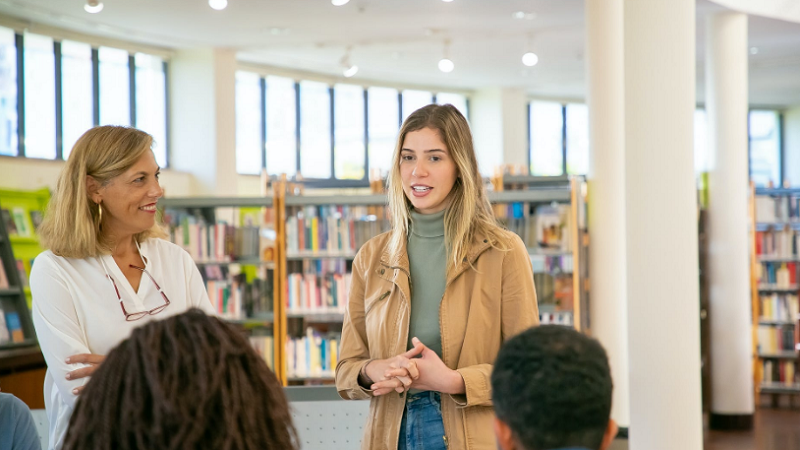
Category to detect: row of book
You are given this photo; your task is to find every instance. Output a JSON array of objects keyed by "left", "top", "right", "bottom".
[
  {"left": 757, "top": 325, "right": 797, "bottom": 353},
  {"left": 169, "top": 220, "right": 265, "bottom": 262},
  {"left": 0, "top": 259, "right": 31, "bottom": 289},
  {"left": 756, "top": 228, "right": 799, "bottom": 259},
  {"left": 286, "top": 272, "right": 351, "bottom": 314},
  {"left": 286, "top": 328, "right": 340, "bottom": 379},
  {"left": 761, "top": 360, "right": 798, "bottom": 386},
  {"left": 496, "top": 204, "right": 573, "bottom": 251},
  {"left": 249, "top": 335, "right": 275, "bottom": 371},
  {"left": 205, "top": 271, "right": 273, "bottom": 319},
  {"left": 760, "top": 294, "right": 800, "bottom": 322},
  {"left": 0, "top": 308, "right": 25, "bottom": 344},
  {"left": 540, "top": 311, "right": 573, "bottom": 326},
  {"left": 757, "top": 262, "right": 798, "bottom": 288},
  {"left": 285, "top": 205, "right": 390, "bottom": 254},
  {"left": 755, "top": 195, "right": 800, "bottom": 223},
  {"left": 1, "top": 206, "right": 43, "bottom": 239},
  {"left": 530, "top": 254, "right": 574, "bottom": 275}
]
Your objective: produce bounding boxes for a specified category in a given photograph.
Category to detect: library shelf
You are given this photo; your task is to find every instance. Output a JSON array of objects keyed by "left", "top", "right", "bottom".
[
  {"left": 758, "top": 285, "right": 799, "bottom": 293},
  {"left": 159, "top": 197, "right": 274, "bottom": 208},
  {"left": 195, "top": 259, "right": 276, "bottom": 268},
  {"left": 757, "top": 256, "right": 800, "bottom": 263},
  {"left": 758, "top": 351, "right": 799, "bottom": 360},
  {"left": 0, "top": 287, "right": 23, "bottom": 297},
  {"left": 759, "top": 383, "right": 800, "bottom": 394},
  {"left": 758, "top": 320, "right": 797, "bottom": 326},
  {"left": 286, "top": 311, "right": 345, "bottom": 322},
  {"left": 226, "top": 314, "right": 275, "bottom": 325},
  {"left": 286, "top": 251, "right": 357, "bottom": 261}
]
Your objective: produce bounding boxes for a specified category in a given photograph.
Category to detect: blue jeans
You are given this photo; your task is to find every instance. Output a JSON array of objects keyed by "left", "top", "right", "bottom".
[{"left": 397, "top": 391, "right": 448, "bottom": 450}]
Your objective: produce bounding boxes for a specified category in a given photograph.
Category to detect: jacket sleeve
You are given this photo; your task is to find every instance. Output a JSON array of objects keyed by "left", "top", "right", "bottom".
[
  {"left": 335, "top": 250, "right": 374, "bottom": 400},
  {"left": 451, "top": 234, "right": 539, "bottom": 407}
]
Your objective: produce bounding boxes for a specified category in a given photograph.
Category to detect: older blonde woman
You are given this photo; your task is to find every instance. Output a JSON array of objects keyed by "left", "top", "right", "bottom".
[
  {"left": 31, "top": 126, "right": 213, "bottom": 450},
  {"left": 336, "top": 104, "right": 539, "bottom": 450}
]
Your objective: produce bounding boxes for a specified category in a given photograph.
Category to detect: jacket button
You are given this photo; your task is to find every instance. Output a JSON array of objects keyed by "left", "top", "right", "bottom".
[
  {"left": 380, "top": 269, "right": 385, "bottom": 274},
  {"left": 463, "top": 257, "right": 467, "bottom": 262},
  {"left": 483, "top": 239, "right": 488, "bottom": 243}
]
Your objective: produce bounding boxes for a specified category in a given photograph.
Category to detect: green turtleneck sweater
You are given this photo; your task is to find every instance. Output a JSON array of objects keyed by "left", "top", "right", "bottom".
[{"left": 407, "top": 209, "right": 447, "bottom": 358}]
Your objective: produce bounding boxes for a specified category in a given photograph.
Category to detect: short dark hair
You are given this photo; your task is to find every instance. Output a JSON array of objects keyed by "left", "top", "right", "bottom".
[
  {"left": 491, "top": 325, "right": 613, "bottom": 450},
  {"left": 63, "top": 309, "right": 299, "bottom": 450}
]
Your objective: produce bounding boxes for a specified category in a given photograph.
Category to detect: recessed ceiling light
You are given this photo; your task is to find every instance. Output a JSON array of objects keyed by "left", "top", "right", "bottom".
[
  {"left": 438, "top": 58, "right": 454, "bottom": 73},
  {"left": 522, "top": 52, "right": 539, "bottom": 67},
  {"left": 84, "top": 0, "right": 103, "bottom": 13},
  {"left": 209, "top": 0, "right": 227, "bottom": 10},
  {"left": 442, "top": 0, "right": 454, "bottom": 2},
  {"left": 750, "top": 47, "right": 759, "bottom": 55},
  {"left": 332, "top": 0, "right": 350, "bottom": 5},
  {"left": 513, "top": 11, "right": 536, "bottom": 20}
]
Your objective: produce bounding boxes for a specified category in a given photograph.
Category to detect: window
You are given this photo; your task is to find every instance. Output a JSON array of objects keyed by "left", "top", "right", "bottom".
[
  {"left": 23, "top": 32, "right": 56, "bottom": 159},
  {"left": 529, "top": 101, "right": 564, "bottom": 176},
  {"left": 401, "top": 89, "right": 432, "bottom": 123},
  {"left": 98, "top": 46, "right": 130, "bottom": 126},
  {"left": 235, "top": 71, "right": 262, "bottom": 175},
  {"left": 436, "top": 92, "right": 468, "bottom": 119},
  {"left": 749, "top": 110, "right": 781, "bottom": 187},
  {"left": 694, "top": 109, "right": 708, "bottom": 174},
  {"left": 299, "top": 80, "right": 331, "bottom": 179},
  {"left": 368, "top": 86, "right": 399, "bottom": 177},
  {"left": 0, "top": 27, "right": 17, "bottom": 156},
  {"left": 61, "top": 40, "right": 93, "bottom": 160},
  {"left": 565, "top": 103, "right": 588, "bottom": 175},
  {"left": 333, "top": 83, "right": 365, "bottom": 180},
  {"left": 265, "top": 76, "right": 297, "bottom": 177},
  {"left": 135, "top": 53, "right": 167, "bottom": 167}
]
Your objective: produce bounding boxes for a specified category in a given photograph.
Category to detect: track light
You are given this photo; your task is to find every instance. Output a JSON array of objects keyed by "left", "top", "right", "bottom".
[
  {"left": 340, "top": 47, "right": 358, "bottom": 78},
  {"left": 84, "top": 0, "right": 103, "bottom": 13},
  {"left": 438, "top": 40, "right": 454, "bottom": 73},
  {"left": 209, "top": 0, "right": 227, "bottom": 10}
]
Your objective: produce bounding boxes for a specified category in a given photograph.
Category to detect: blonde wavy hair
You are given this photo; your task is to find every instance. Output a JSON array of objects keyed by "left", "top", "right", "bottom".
[
  {"left": 386, "top": 104, "right": 509, "bottom": 277},
  {"left": 39, "top": 126, "right": 167, "bottom": 258}
]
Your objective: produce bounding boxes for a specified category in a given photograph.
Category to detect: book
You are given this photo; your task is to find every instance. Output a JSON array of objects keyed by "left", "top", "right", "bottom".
[
  {"left": 0, "top": 259, "right": 8, "bottom": 289},
  {"left": 29, "top": 210, "right": 44, "bottom": 231},
  {"left": 0, "top": 306, "right": 9, "bottom": 343},
  {"left": 1, "top": 208, "right": 17, "bottom": 235},
  {"left": 4, "top": 311, "right": 24, "bottom": 343},
  {"left": 11, "top": 207, "right": 31, "bottom": 238}
]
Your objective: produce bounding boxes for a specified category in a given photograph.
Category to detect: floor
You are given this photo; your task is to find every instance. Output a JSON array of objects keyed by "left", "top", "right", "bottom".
[{"left": 607, "top": 406, "right": 800, "bottom": 450}]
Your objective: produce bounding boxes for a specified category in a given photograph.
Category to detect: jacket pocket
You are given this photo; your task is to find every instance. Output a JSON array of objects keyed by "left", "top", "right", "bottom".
[{"left": 365, "top": 288, "right": 392, "bottom": 316}]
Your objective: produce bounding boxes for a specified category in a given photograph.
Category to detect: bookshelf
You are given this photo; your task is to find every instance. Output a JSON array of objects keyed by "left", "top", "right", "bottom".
[
  {"left": 750, "top": 185, "right": 800, "bottom": 400},
  {"left": 161, "top": 175, "right": 590, "bottom": 386},
  {"left": 0, "top": 199, "right": 38, "bottom": 352}
]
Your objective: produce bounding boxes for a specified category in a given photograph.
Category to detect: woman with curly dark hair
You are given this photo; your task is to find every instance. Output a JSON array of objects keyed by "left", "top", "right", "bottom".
[{"left": 62, "top": 309, "right": 299, "bottom": 450}]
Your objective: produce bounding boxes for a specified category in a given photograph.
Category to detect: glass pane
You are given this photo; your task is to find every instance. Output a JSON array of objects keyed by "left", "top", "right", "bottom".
[
  {"left": 0, "top": 27, "right": 17, "bottom": 156},
  {"left": 266, "top": 75, "right": 296, "bottom": 177},
  {"left": 23, "top": 32, "right": 56, "bottom": 159},
  {"left": 61, "top": 40, "right": 93, "bottom": 160},
  {"left": 235, "top": 71, "right": 262, "bottom": 175},
  {"left": 530, "top": 101, "right": 564, "bottom": 176},
  {"left": 334, "top": 83, "right": 365, "bottom": 180},
  {"left": 749, "top": 110, "right": 781, "bottom": 187},
  {"left": 98, "top": 46, "right": 130, "bottom": 126},
  {"left": 436, "top": 92, "right": 468, "bottom": 119},
  {"left": 135, "top": 53, "right": 167, "bottom": 167},
  {"left": 694, "top": 109, "right": 708, "bottom": 174},
  {"left": 565, "top": 103, "right": 588, "bottom": 175},
  {"left": 299, "top": 80, "right": 331, "bottom": 179},
  {"left": 368, "top": 86, "right": 399, "bottom": 179},
  {"left": 401, "top": 89, "right": 432, "bottom": 123}
]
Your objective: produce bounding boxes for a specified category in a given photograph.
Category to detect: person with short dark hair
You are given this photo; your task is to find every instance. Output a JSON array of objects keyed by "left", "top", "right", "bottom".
[
  {"left": 491, "top": 325, "right": 618, "bottom": 450},
  {"left": 0, "top": 392, "right": 42, "bottom": 450},
  {"left": 61, "top": 309, "right": 299, "bottom": 450}
]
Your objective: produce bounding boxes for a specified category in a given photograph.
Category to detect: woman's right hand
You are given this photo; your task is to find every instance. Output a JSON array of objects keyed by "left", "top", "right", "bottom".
[
  {"left": 65, "top": 353, "right": 105, "bottom": 394},
  {"left": 367, "top": 345, "right": 425, "bottom": 396}
]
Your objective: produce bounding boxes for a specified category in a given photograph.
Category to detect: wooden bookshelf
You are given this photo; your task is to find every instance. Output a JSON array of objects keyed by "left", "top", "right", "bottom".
[{"left": 0, "top": 198, "right": 38, "bottom": 353}]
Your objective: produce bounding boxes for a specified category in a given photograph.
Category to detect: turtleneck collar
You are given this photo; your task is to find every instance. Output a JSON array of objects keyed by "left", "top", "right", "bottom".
[{"left": 410, "top": 208, "right": 446, "bottom": 238}]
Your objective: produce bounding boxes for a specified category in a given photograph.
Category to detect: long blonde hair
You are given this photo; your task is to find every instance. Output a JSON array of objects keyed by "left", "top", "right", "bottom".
[
  {"left": 386, "top": 104, "right": 509, "bottom": 276},
  {"left": 39, "top": 126, "right": 166, "bottom": 258}
]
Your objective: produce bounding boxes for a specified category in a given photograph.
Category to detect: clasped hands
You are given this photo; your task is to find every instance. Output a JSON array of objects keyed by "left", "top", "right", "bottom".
[{"left": 365, "top": 337, "right": 465, "bottom": 396}]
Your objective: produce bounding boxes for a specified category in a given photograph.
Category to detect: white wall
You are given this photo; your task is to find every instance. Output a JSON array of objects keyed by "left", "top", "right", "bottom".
[
  {"left": 784, "top": 106, "right": 800, "bottom": 187},
  {"left": 470, "top": 87, "right": 529, "bottom": 176}
]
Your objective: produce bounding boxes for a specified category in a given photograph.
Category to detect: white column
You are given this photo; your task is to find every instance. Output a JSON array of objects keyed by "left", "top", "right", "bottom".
[
  {"left": 169, "top": 48, "right": 238, "bottom": 196},
  {"left": 585, "top": 0, "right": 630, "bottom": 429},
  {"left": 784, "top": 106, "right": 800, "bottom": 187},
  {"left": 624, "top": 0, "right": 703, "bottom": 448},
  {"left": 705, "top": 12, "right": 754, "bottom": 427}
]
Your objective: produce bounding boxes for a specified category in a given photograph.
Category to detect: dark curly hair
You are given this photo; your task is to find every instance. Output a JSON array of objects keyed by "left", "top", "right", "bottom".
[
  {"left": 63, "top": 308, "right": 299, "bottom": 450},
  {"left": 491, "top": 325, "right": 613, "bottom": 450}
]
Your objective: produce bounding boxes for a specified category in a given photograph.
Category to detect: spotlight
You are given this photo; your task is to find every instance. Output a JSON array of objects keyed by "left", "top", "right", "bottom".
[
  {"left": 209, "top": 0, "right": 227, "bottom": 10},
  {"left": 332, "top": 0, "right": 350, "bottom": 5},
  {"left": 522, "top": 52, "right": 539, "bottom": 67},
  {"left": 84, "top": 0, "right": 103, "bottom": 13},
  {"left": 340, "top": 46, "right": 358, "bottom": 78},
  {"left": 343, "top": 65, "right": 359, "bottom": 78},
  {"left": 438, "top": 58, "right": 454, "bottom": 73}
]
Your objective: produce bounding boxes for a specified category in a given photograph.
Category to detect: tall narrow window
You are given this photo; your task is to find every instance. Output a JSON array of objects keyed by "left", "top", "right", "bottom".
[
  {"left": 565, "top": 103, "right": 588, "bottom": 175},
  {"left": 529, "top": 101, "right": 564, "bottom": 176},
  {"left": 0, "top": 27, "right": 17, "bottom": 156},
  {"left": 694, "top": 109, "right": 708, "bottom": 174},
  {"left": 23, "top": 32, "right": 56, "bottom": 159},
  {"left": 368, "top": 86, "right": 399, "bottom": 178},
  {"left": 749, "top": 110, "right": 781, "bottom": 187},
  {"left": 333, "top": 83, "right": 365, "bottom": 180},
  {"left": 265, "top": 76, "right": 296, "bottom": 177},
  {"left": 235, "top": 71, "right": 262, "bottom": 175},
  {"left": 61, "top": 40, "right": 93, "bottom": 160},
  {"left": 98, "top": 46, "right": 130, "bottom": 126},
  {"left": 135, "top": 53, "right": 167, "bottom": 167},
  {"left": 401, "top": 90, "right": 432, "bottom": 122},
  {"left": 436, "top": 92, "right": 468, "bottom": 118},
  {"left": 299, "top": 80, "right": 331, "bottom": 179}
]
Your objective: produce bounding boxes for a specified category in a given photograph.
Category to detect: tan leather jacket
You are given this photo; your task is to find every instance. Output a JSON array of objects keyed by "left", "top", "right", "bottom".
[{"left": 335, "top": 228, "right": 539, "bottom": 450}]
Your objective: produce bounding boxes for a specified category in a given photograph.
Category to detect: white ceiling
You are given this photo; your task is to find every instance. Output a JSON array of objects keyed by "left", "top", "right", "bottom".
[{"left": 3, "top": 0, "right": 800, "bottom": 106}]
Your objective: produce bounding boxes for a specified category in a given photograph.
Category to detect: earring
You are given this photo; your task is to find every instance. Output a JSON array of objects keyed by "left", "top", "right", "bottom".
[{"left": 97, "top": 203, "right": 103, "bottom": 224}]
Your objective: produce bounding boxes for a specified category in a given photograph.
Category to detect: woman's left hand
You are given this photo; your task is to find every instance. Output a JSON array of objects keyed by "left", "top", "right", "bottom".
[
  {"left": 381, "top": 337, "right": 465, "bottom": 395},
  {"left": 65, "top": 353, "right": 105, "bottom": 394}
]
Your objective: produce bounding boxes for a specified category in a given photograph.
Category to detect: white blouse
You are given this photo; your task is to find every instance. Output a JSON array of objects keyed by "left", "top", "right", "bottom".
[{"left": 30, "top": 238, "right": 214, "bottom": 450}]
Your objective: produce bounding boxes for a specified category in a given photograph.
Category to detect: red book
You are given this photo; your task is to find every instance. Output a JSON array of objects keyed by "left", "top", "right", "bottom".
[{"left": 756, "top": 231, "right": 764, "bottom": 255}]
